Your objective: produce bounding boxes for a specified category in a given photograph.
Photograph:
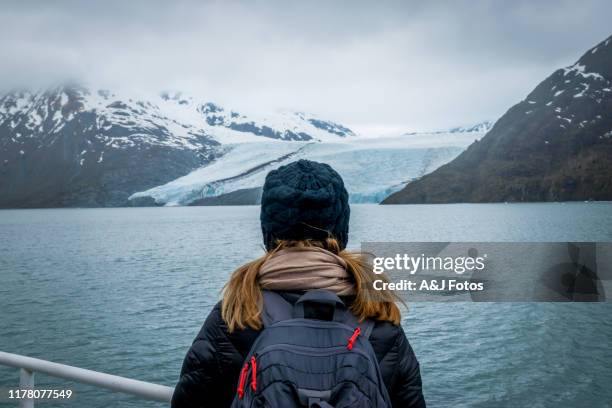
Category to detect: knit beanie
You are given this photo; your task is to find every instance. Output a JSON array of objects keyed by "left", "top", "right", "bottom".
[{"left": 260, "top": 159, "right": 350, "bottom": 251}]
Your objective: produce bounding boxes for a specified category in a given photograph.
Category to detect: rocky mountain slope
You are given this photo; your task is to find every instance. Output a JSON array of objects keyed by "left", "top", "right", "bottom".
[
  {"left": 383, "top": 35, "right": 612, "bottom": 204},
  {"left": 0, "top": 86, "right": 353, "bottom": 207}
]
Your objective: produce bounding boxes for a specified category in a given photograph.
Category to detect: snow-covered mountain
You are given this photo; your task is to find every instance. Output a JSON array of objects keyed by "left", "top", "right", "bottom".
[
  {"left": 403, "top": 121, "right": 493, "bottom": 136},
  {"left": 157, "top": 91, "right": 355, "bottom": 143},
  {"left": 0, "top": 85, "right": 355, "bottom": 207},
  {"left": 129, "top": 123, "right": 492, "bottom": 206},
  {"left": 0, "top": 83, "right": 491, "bottom": 207}
]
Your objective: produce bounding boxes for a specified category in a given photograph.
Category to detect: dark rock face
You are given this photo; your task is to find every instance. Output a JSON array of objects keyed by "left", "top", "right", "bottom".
[
  {"left": 0, "top": 86, "right": 219, "bottom": 208},
  {"left": 383, "top": 35, "right": 612, "bottom": 204},
  {"left": 306, "top": 118, "right": 354, "bottom": 137},
  {"left": 225, "top": 121, "right": 312, "bottom": 141}
]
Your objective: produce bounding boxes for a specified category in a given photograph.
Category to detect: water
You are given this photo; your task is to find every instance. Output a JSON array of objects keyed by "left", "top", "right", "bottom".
[{"left": 1, "top": 203, "right": 611, "bottom": 407}]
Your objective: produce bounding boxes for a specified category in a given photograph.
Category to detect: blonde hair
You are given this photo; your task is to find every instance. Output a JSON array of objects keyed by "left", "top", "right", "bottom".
[{"left": 221, "top": 237, "right": 402, "bottom": 332}]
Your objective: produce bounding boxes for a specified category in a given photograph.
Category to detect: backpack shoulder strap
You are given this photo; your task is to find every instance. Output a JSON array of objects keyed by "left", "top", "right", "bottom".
[
  {"left": 360, "top": 319, "right": 375, "bottom": 339},
  {"left": 261, "top": 290, "right": 293, "bottom": 328},
  {"left": 334, "top": 307, "right": 375, "bottom": 340}
]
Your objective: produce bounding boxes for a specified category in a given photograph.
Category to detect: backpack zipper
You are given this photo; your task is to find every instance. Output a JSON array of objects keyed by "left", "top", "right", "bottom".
[
  {"left": 237, "top": 355, "right": 258, "bottom": 399},
  {"left": 250, "top": 356, "right": 257, "bottom": 391},
  {"left": 237, "top": 362, "right": 249, "bottom": 399},
  {"left": 347, "top": 327, "right": 361, "bottom": 350}
]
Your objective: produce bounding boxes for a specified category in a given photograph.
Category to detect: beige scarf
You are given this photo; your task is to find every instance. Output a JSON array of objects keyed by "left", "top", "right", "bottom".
[{"left": 258, "top": 246, "right": 356, "bottom": 296}]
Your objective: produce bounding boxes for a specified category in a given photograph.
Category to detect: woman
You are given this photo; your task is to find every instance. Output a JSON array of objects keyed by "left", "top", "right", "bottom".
[{"left": 172, "top": 160, "right": 425, "bottom": 407}]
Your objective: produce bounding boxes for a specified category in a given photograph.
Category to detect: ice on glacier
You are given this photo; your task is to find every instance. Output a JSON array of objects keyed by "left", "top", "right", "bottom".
[{"left": 129, "top": 128, "right": 487, "bottom": 205}]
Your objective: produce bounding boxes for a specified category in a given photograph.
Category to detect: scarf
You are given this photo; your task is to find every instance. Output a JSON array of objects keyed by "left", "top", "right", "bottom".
[{"left": 258, "top": 246, "right": 356, "bottom": 296}]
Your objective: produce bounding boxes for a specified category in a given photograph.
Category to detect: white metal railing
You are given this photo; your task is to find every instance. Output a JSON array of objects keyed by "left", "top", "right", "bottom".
[{"left": 0, "top": 351, "right": 174, "bottom": 407}]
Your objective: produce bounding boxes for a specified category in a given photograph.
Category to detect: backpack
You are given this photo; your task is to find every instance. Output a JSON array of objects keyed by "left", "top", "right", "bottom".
[{"left": 230, "top": 290, "right": 392, "bottom": 408}]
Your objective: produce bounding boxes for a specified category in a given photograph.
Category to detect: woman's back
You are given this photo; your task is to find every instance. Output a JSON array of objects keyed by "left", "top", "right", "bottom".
[
  {"left": 171, "top": 293, "right": 425, "bottom": 407},
  {"left": 171, "top": 160, "right": 425, "bottom": 407}
]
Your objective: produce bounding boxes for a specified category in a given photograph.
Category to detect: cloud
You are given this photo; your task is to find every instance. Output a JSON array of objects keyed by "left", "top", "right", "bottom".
[{"left": 1, "top": 0, "right": 610, "bottom": 132}]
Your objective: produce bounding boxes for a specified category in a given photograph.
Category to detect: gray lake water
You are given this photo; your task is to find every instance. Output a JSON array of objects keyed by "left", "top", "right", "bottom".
[{"left": 1, "top": 203, "right": 612, "bottom": 407}]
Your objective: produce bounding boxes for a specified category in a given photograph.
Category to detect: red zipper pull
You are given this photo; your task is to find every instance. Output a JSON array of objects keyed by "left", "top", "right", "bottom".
[
  {"left": 347, "top": 327, "right": 362, "bottom": 350},
  {"left": 250, "top": 356, "right": 257, "bottom": 391},
  {"left": 237, "top": 362, "right": 249, "bottom": 399}
]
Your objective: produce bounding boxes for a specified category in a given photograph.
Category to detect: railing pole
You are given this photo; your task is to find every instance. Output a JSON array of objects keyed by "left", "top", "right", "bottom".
[
  {"left": 19, "top": 368, "right": 34, "bottom": 408},
  {"left": 0, "top": 351, "right": 174, "bottom": 403}
]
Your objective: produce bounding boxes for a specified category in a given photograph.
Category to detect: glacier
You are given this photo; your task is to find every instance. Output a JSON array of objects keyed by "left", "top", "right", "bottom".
[{"left": 129, "top": 127, "right": 490, "bottom": 205}]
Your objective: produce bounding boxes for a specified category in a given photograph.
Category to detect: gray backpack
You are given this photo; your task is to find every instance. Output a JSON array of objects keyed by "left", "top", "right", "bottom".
[{"left": 231, "top": 290, "right": 392, "bottom": 408}]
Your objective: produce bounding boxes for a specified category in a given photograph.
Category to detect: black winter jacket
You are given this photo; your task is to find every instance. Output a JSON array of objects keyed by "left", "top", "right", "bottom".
[{"left": 171, "top": 293, "right": 426, "bottom": 407}]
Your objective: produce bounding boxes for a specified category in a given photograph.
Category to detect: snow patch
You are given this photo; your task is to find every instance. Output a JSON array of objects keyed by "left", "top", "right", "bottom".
[
  {"left": 562, "top": 63, "right": 604, "bottom": 80},
  {"left": 573, "top": 83, "right": 589, "bottom": 98}
]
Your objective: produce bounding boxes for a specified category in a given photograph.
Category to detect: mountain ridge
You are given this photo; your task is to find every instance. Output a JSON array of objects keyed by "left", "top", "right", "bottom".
[{"left": 383, "top": 34, "right": 612, "bottom": 204}]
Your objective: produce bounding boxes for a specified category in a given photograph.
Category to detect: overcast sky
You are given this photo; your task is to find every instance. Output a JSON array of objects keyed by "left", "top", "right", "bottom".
[{"left": 1, "top": 0, "right": 610, "bottom": 134}]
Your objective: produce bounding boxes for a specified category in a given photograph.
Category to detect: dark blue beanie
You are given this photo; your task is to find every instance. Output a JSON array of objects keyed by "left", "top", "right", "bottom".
[{"left": 260, "top": 159, "right": 350, "bottom": 251}]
